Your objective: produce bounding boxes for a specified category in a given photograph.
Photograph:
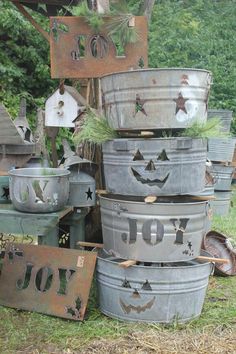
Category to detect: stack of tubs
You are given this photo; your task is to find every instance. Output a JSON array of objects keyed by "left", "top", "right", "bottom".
[
  {"left": 97, "top": 69, "right": 214, "bottom": 323},
  {"left": 207, "top": 109, "right": 235, "bottom": 216}
]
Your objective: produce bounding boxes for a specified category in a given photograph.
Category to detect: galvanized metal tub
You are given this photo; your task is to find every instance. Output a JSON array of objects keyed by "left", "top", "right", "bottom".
[
  {"left": 212, "top": 164, "right": 234, "bottom": 191},
  {"left": 9, "top": 168, "right": 70, "bottom": 213},
  {"left": 102, "top": 137, "right": 207, "bottom": 196},
  {"left": 0, "top": 176, "right": 10, "bottom": 203},
  {"left": 207, "top": 138, "right": 236, "bottom": 162},
  {"left": 99, "top": 194, "right": 208, "bottom": 262},
  {"left": 101, "top": 68, "right": 212, "bottom": 130},
  {"left": 97, "top": 251, "right": 213, "bottom": 323},
  {"left": 208, "top": 109, "right": 233, "bottom": 133},
  {"left": 211, "top": 190, "right": 232, "bottom": 216}
]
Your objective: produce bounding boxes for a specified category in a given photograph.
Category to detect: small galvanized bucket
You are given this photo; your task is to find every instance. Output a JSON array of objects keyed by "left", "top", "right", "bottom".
[
  {"left": 97, "top": 250, "right": 213, "bottom": 323},
  {"left": 99, "top": 194, "right": 208, "bottom": 262},
  {"left": 211, "top": 164, "right": 234, "bottom": 191},
  {"left": 208, "top": 109, "right": 233, "bottom": 133},
  {"left": 101, "top": 68, "right": 212, "bottom": 130},
  {"left": 102, "top": 137, "right": 207, "bottom": 196},
  {"left": 207, "top": 138, "right": 236, "bottom": 163},
  {"left": 211, "top": 190, "right": 232, "bottom": 216}
]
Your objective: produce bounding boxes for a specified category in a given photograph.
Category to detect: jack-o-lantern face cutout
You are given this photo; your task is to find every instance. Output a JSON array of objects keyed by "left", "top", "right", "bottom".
[
  {"left": 131, "top": 149, "right": 170, "bottom": 189},
  {"left": 119, "top": 278, "right": 156, "bottom": 314}
]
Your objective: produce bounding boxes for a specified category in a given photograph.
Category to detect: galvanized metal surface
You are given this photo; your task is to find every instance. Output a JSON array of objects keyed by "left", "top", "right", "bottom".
[
  {"left": 211, "top": 191, "right": 232, "bottom": 216},
  {"left": 202, "top": 231, "right": 236, "bottom": 276},
  {"left": 0, "top": 244, "right": 97, "bottom": 320},
  {"left": 101, "top": 68, "right": 211, "bottom": 130},
  {"left": 0, "top": 176, "right": 10, "bottom": 204},
  {"left": 102, "top": 137, "right": 207, "bottom": 196},
  {"left": 99, "top": 194, "right": 208, "bottom": 262},
  {"left": 0, "top": 105, "right": 24, "bottom": 145},
  {"left": 207, "top": 138, "right": 236, "bottom": 163},
  {"left": 208, "top": 109, "right": 233, "bottom": 133},
  {"left": 96, "top": 250, "right": 212, "bottom": 323},
  {"left": 50, "top": 16, "right": 148, "bottom": 78},
  {"left": 9, "top": 168, "right": 70, "bottom": 213},
  {"left": 68, "top": 170, "right": 96, "bottom": 207},
  {"left": 212, "top": 164, "right": 234, "bottom": 191}
]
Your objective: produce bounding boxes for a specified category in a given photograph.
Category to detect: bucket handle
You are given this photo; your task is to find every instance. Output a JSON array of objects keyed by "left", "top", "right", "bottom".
[{"left": 171, "top": 138, "right": 193, "bottom": 150}]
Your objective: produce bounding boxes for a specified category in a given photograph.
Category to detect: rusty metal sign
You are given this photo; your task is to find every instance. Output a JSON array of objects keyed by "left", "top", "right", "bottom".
[
  {"left": 0, "top": 243, "right": 97, "bottom": 320},
  {"left": 50, "top": 16, "right": 148, "bottom": 78}
]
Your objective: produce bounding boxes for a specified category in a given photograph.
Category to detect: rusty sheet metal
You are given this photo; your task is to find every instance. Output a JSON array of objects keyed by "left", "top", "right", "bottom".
[
  {"left": 50, "top": 16, "right": 148, "bottom": 78},
  {"left": 0, "top": 244, "right": 97, "bottom": 320}
]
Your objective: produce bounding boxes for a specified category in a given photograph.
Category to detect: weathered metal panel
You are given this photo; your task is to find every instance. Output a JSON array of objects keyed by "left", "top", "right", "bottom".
[
  {"left": 0, "top": 244, "right": 97, "bottom": 320},
  {"left": 9, "top": 168, "right": 70, "bottom": 213},
  {"left": 50, "top": 16, "right": 148, "bottom": 78},
  {"left": 102, "top": 137, "right": 207, "bottom": 196},
  {"left": 208, "top": 138, "right": 236, "bottom": 162},
  {"left": 211, "top": 190, "right": 232, "bottom": 216},
  {"left": 96, "top": 251, "right": 212, "bottom": 323},
  {"left": 212, "top": 164, "right": 234, "bottom": 191},
  {"left": 101, "top": 68, "right": 211, "bottom": 130},
  {"left": 208, "top": 109, "right": 233, "bottom": 133},
  {"left": 99, "top": 194, "right": 208, "bottom": 262}
]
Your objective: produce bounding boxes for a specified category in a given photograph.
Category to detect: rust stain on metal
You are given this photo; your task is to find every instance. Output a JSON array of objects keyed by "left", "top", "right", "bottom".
[
  {"left": 50, "top": 16, "right": 148, "bottom": 78},
  {"left": 173, "top": 92, "right": 189, "bottom": 114},
  {"left": 0, "top": 244, "right": 97, "bottom": 320}
]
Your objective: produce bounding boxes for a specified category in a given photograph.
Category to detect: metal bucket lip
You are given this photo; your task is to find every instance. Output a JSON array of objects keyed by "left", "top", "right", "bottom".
[
  {"left": 208, "top": 109, "right": 233, "bottom": 114},
  {"left": 97, "top": 252, "right": 211, "bottom": 270},
  {"left": 99, "top": 193, "right": 207, "bottom": 206},
  {"left": 101, "top": 67, "right": 212, "bottom": 79},
  {"left": 9, "top": 167, "right": 70, "bottom": 178},
  {"left": 103, "top": 137, "right": 206, "bottom": 143}
]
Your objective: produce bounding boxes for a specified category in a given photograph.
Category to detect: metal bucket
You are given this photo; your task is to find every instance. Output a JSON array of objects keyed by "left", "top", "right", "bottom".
[
  {"left": 97, "top": 250, "right": 213, "bottom": 323},
  {"left": 99, "top": 194, "right": 208, "bottom": 262},
  {"left": 211, "top": 190, "right": 232, "bottom": 216},
  {"left": 0, "top": 176, "right": 10, "bottom": 203},
  {"left": 68, "top": 171, "right": 96, "bottom": 207},
  {"left": 207, "top": 138, "right": 236, "bottom": 162},
  {"left": 212, "top": 164, "right": 234, "bottom": 191},
  {"left": 208, "top": 109, "right": 233, "bottom": 133},
  {"left": 9, "top": 168, "right": 70, "bottom": 213},
  {"left": 101, "top": 68, "right": 212, "bottom": 130},
  {"left": 102, "top": 137, "right": 207, "bottom": 196}
]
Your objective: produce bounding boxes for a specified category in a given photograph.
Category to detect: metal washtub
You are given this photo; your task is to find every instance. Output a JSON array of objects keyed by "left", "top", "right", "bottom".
[
  {"left": 101, "top": 68, "right": 212, "bottom": 130},
  {"left": 207, "top": 138, "right": 236, "bottom": 163},
  {"left": 212, "top": 164, "right": 235, "bottom": 191},
  {"left": 97, "top": 250, "right": 213, "bottom": 323},
  {"left": 211, "top": 191, "right": 232, "bottom": 216},
  {"left": 102, "top": 137, "right": 207, "bottom": 196},
  {"left": 9, "top": 168, "right": 70, "bottom": 213},
  {"left": 99, "top": 194, "right": 208, "bottom": 262}
]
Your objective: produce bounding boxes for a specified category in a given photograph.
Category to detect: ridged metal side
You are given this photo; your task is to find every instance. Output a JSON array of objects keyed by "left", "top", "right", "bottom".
[
  {"left": 99, "top": 194, "right": 208, "bottom": 262},
  {"left": 101, "top": 68, "right": 211, "bottom": 130},
  {"left": 212, "top": 165, "right": 235, "bottom": 191},
  {"left": 211, "top": 191, "right": 232, "bottom": 216},
  {"left": 208, "top": 138, "right": 236, "bottom": 162},
  {"left": 97, "top": 251, "right": 213, "bottom": 323},
  {"left": 102, "top": 137, "right": 207, "bottom": 196},
  {"left": 208, "top": 109, "right": 233, "bottom": 133}
]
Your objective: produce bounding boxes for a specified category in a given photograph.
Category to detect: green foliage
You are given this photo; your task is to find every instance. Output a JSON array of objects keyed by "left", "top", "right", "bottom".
[
  {"left": 179, "top": 118, "right": 228, "bottom": 138},
  {"left": 73, "top": 109, "right": 118, "bottom": 145},
  {"left": 71, "top": 1, "right": 104, "bottom": 32}
]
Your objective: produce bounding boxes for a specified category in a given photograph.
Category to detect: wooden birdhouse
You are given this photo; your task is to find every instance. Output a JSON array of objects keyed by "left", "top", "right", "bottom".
[{"left": 45, "top": 85, "right": 87, "bottom": 127}]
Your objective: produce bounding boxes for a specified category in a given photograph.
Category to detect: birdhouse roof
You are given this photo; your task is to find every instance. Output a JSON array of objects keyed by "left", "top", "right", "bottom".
[{"left": 46, "top": 85, "right": 87, "bottom": 106}]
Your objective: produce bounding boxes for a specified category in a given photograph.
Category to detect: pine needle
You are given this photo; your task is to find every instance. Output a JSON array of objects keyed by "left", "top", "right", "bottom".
[
  {"left": 73, "top": 109, "right": 118, "bottom": 145},
  {"left": 179, "top": 118, "right": 229, "bottom": 138}
]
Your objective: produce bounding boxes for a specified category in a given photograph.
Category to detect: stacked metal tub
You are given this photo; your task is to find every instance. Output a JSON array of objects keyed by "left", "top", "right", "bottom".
[
  {"left": 97, "top": 68, "right": 213, "bottom": 323},
  {"left": 207, "top": 109, "right": 235, "bottom": 216}
]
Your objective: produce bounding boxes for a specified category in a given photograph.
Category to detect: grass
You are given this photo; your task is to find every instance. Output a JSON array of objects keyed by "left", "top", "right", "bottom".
[{"left": 0, "top": 189, "right": 236, "bottom": 353}]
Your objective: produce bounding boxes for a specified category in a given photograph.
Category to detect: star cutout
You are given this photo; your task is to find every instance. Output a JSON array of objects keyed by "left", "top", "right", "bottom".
[
  {"left": 135, "top": 94, "right": 147, "bottom": 116},
  {"left": 85, "top": 187, "right": 93, "bottom": 200},
  {"left": 173, "top": 92, "right": 189, "bottom": 114}
]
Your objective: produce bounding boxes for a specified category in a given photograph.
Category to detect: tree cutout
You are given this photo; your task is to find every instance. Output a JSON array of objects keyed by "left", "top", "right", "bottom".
[
  {"left": 145, "top": 159, "right": 156, "bottom": 171},
  {"left": 157, "top": 149, "right": 169, "bottom": 161},
  {"left": 141, "top": 280, "right": 152, "bottom": 291}
]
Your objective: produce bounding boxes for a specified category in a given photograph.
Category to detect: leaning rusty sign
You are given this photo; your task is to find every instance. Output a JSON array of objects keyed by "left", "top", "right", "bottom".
[
  {"left": 50, "top": 16, "right": 148, "bottom": 78},
  {"left": 0, "top": 244, "right": 97, "bottom": 320}
]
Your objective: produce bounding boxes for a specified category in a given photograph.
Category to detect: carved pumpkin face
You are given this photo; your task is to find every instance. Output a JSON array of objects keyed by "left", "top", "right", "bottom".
[
  {"left": 119, "top": 278, "right": 156, "bottom": 315},
  {"left": 130, "top": 148, "right": 171, "bottom": 189}
]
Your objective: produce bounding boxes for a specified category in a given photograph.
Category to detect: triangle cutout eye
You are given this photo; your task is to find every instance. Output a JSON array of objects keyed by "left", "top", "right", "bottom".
[
  {"left": 133, "top": 149, "right": 144, "bottom": 161},
  {"left": 157, "top": 149, "right": 169, "bottom": 161},
  {"left": 121, "top": 279, "right": 131, "bottom": 288},
  {"left": 145, "top": 160, "right": 156, "bottom": 171},
  {"left": 141, "top": 280, "right": 152, "bottom": 291}
]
